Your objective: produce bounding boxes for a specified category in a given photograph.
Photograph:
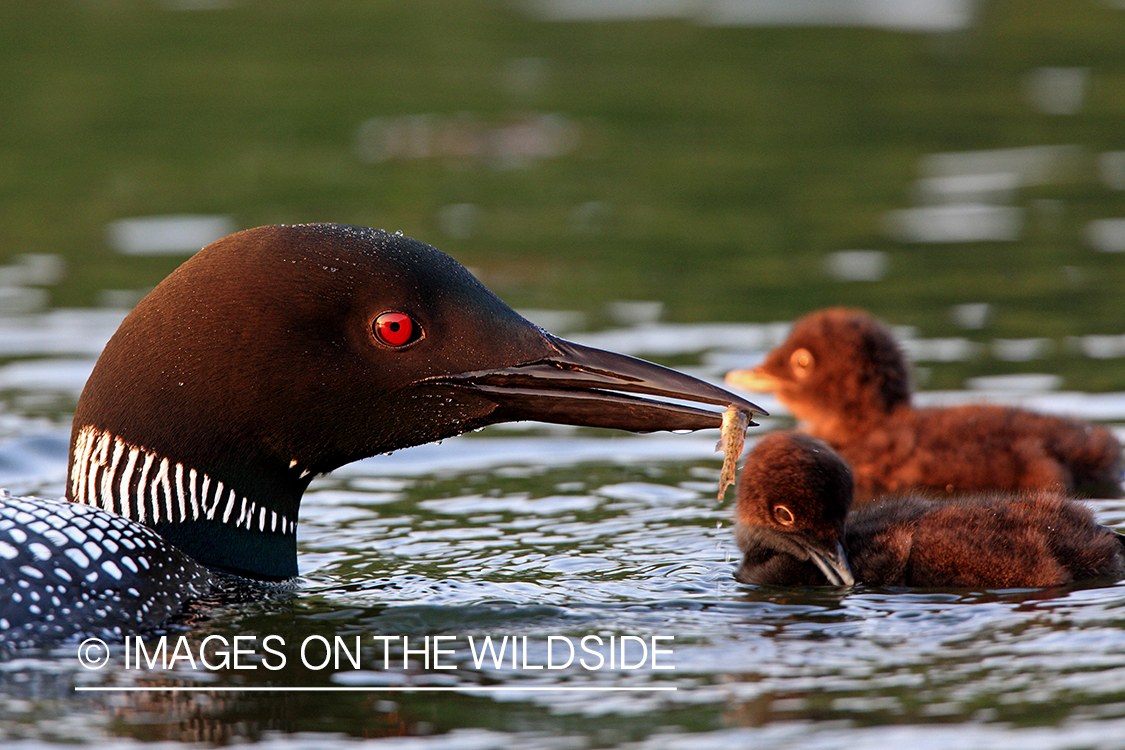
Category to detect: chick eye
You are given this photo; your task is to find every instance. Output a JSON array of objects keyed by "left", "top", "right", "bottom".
[
  {"left": 790, "top": 348, "right": 814, "bottom": 377},
  {"left": 373, "top": 312, "right": 417, "bottom": 347},
  {"left": 773, "top": 505, "right": 795, "bottom": 526}
]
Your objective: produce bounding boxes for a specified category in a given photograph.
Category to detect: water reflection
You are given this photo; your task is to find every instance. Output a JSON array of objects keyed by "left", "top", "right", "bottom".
[{"left": 527, "top": 0, "right": 977, "bottom": 32}]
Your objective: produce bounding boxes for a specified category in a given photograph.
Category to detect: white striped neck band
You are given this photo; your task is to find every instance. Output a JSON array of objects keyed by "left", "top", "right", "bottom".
[{"left": 69, "top": 425, "right": 296, "bottom": 536}]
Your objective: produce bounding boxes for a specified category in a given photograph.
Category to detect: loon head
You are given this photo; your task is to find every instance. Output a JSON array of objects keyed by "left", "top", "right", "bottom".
[
  {"left": 733, "top": 431, "right": 855, "bottom": 587},
  {"left": 725, "top": 307, "right": 911, "bottom": 430},
  {"left": 68, "top": 224, "right": 764, "bottom": 580}
]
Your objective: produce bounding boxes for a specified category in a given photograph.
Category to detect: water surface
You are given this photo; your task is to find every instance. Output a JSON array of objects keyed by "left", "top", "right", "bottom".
[{"left": 2, "top": 309, "right": 1125, "bottom": 749}]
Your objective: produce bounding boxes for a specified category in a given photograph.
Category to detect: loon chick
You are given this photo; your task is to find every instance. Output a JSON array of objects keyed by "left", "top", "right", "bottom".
[
  {"left": 1, "top": 223, "right": 764, "bottom": 645},
  {"left": 734, "top": 431, "right": 1125, "bottom": 589},
  {"left": 726, "top": 307, "right": 1123, "bottom": 499}
]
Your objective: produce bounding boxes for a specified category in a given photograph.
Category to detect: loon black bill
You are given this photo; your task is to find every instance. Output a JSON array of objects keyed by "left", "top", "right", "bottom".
[{"left": 439, "top": 336, "right": 766, "bottom": 433}]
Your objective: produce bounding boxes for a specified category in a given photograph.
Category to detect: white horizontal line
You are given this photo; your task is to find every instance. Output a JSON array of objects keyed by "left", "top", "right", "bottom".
[{"left": 75, "top": 685, "right": 677, "bottom": 693}]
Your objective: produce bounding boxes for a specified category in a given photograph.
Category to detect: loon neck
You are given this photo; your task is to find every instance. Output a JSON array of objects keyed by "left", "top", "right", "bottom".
[{"left": 68, "top": 425, "right": 310, "bottom": 580}]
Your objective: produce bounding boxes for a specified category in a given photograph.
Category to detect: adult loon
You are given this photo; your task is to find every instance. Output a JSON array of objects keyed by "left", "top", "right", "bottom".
[
  {"left": 733, "top": 431, "right": 1125, "bottom": 588},
  {"left": 726, "top": 307, "right": 1123, "bottom": 499},
  {"left": 0, "top": 223, "right": 764, "bottom": 645}
]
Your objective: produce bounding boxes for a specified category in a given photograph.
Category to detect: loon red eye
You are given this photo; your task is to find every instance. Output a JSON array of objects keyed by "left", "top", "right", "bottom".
[{"left": 373, "top": 312, "right": 416, "bottom": 347}]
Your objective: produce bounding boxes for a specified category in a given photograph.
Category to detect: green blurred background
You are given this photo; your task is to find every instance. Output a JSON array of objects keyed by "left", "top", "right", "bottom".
[{"left": 2, "top": 0, "right": 1124, "bottom": 389}]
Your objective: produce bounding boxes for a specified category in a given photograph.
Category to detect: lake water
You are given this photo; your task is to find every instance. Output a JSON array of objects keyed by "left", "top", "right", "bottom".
[
  {"left": 2, "top": 308, "right": 1125, "bottom": 749},
  {"left": 5, "top": 0, "right": 1125, "bottom": 745}
]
